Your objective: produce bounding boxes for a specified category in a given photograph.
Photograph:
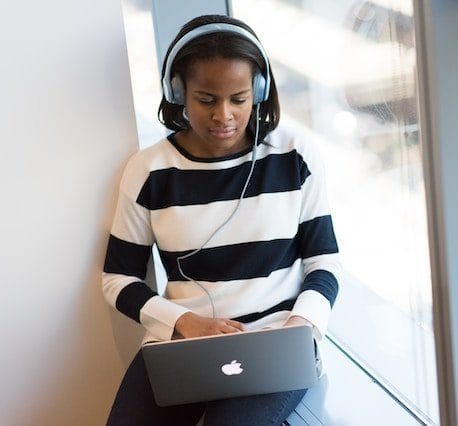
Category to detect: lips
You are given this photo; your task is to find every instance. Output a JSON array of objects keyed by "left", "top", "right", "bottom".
[{"left": 209, "top": 127, "right": 236, "bottom": 139}]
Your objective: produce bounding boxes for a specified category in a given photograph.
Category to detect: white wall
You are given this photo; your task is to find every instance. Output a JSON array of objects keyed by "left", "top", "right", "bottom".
[{"left": 0, "top": 1, "right": 142, "bottom": 424}]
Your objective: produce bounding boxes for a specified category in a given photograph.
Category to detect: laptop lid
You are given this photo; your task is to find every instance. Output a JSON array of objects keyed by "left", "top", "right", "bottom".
[{"left": 141, "top": 324, "right": 317, "bottom": 407}]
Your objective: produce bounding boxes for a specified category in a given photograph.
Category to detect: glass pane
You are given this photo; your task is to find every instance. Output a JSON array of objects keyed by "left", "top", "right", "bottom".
[
  {"left": 122, "top": 0, "right": 166, "bottom": 148},
  {"left": 231, "top": 0, "right": 438, "bottom": 423}
]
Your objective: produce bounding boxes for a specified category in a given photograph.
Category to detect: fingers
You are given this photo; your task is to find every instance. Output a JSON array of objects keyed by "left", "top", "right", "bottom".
[
  {"left": 226, "top": 319, "right": 245, "bottom": 331},
  {"left": 176, "top": 314, "right": 246, "bottom": 338},
  {"left": 217, "top": 319, "right": 245, "bottom": 334}
]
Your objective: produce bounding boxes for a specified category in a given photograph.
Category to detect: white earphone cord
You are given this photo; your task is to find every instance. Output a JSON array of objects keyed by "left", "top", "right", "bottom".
[{"left": 177, "top": 104, "right": 261, "bottom": 318}]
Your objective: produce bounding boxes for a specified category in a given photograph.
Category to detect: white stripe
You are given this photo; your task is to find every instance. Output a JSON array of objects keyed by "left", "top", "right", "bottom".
[
  {"left": 121, "top": 127, "right": 313, "bottom": 189},
  {"left": 290, "top": 290, "right": 332, "bottom": 341},
  {"left": 163, "top": 260, "right": 304, "bottom": 318},
  {"left": 302, "top": 253, "right": 341, "bottom": 278},
  {"left": 139, "top": 295, "right": 191, "bottom": 342},
  {"left": 300, "top": 180, "right": 331, "bottom": 222},
  {"left": 111, "top": 191, "right": 155, "bottom": 246},
  {"left": 124, "top": 136, "right": 298, "bottom": 174},
  {"left": 152, "top": 191, "right": 323, "bottom": 251},
  {"left": 102, "top": 272, "right": 142, "bottom": 308}
]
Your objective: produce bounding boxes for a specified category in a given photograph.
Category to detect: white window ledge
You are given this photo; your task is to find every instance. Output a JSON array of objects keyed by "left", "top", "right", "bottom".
[{"left": 286, "top": 337, "right": 424, "bottom": 425}]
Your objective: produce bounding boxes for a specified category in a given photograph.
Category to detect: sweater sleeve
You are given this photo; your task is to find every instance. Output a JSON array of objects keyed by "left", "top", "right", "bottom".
[
  {"left": 102, "top": 152, "right": 190, "bottom": 341},
  {"left": 288, "top": 138, "right": 341, "bottom": 341}
]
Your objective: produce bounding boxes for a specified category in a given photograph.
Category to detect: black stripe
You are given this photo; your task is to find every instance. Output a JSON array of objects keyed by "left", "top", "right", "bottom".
[
  {"left": 103, "top": 234, "right": 152, "bottom": 279},
  {"left": 301, "top": 269, "right": 339, "bottom": 307},
  {"left": 159, "top": 215, "right": 338, "bottom": 283},
  {"left": 115, "top": 282, "right": 157, "bottom": 323},
  {"left": 137, "top": 151, "right": 310, "bottom": 210},
  {"left": 231, "top": 299, "right": 296, "bottom": 323},
  {"left": 298, "top": 215, "right": 338, "bottom": 258},
  {"left": 159, "top": 238, "right": 298, "bottom": 283}
]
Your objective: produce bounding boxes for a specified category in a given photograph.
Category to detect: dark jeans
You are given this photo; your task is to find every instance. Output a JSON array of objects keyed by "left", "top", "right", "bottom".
[{"left": 107, "top": 350, "right": 307, "bottom": 426}]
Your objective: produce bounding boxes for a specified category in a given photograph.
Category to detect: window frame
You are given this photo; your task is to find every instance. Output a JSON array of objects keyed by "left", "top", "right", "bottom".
[{"left": 414, "top": 1, "right": 458, "bottom": 424}]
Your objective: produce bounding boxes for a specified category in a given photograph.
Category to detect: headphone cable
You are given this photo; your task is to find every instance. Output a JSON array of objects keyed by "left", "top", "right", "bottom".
[{"left": 176, "top": 104, "right": 261, "bottom": 318}]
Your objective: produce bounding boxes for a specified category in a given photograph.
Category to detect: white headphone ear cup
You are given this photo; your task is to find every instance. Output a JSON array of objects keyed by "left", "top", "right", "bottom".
[
  {"left": 252, "top": 72, "right": 267, "bottom": 104},
  {"left": 170, "top": 75, "right": 185, "bottom": 105}
]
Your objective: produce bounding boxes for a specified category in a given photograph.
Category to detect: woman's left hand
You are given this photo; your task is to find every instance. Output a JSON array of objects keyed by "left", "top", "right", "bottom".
[{"left": 284, "top": 315, "right": 313, "bottom": 328}]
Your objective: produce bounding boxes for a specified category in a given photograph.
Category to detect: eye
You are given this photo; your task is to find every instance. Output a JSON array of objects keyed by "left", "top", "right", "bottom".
[
  {"left": 198, "top": 98, "right": 215, "bottom": 105},
  {"left": 232, "top": 98, "right": 248, "bottom": 105}
]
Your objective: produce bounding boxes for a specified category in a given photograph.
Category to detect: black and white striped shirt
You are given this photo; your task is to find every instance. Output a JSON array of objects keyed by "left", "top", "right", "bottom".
[{"left": 103, "top": 125, "right": 340, "bottom": 343}]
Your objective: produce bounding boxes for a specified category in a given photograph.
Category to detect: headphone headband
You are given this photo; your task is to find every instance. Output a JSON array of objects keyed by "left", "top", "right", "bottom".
[{"left": 162, "top": 22, "right": 271, "bottom": 105}]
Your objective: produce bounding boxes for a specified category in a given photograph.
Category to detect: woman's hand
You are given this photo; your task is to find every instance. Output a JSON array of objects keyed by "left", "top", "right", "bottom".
[
  {"left": 174, "top": 312, "right": 245, "bottom": 339},
  {"left": 283, "top": 315, "right": 313, "bottom": 328}
]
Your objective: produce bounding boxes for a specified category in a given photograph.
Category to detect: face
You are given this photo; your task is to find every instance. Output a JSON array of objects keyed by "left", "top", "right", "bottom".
[{"left": 182, "top": 57, "right": 254, "bottom": 157}]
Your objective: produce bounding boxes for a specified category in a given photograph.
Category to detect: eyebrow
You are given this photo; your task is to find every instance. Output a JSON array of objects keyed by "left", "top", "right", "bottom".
[{"left": 193, "top": 90, "right": 251, "bottom": 96}]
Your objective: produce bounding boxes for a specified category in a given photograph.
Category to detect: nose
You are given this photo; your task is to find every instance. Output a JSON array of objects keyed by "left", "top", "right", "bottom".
[{"left": 211, "top": 101, "right": 233, "bottom": 123}]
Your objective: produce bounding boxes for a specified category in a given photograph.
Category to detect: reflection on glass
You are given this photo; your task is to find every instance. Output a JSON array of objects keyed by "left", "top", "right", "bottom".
[{"left": 232, "top": 0, "right": 437, "bottom": 423}]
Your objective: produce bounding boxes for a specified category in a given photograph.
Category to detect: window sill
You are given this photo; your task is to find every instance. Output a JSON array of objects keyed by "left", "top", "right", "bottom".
[{"left": 286, "top": 337, "right": 423, "bottom": 425}]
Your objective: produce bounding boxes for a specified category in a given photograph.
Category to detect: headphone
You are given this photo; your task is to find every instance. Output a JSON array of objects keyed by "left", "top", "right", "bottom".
[{"left": 161, "top": 22, "right": 271, "bottom": 105}]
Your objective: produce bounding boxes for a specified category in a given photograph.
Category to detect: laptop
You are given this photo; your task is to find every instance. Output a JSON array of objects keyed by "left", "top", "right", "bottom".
[{"left": 141, "top": 324, "right": 318, "bottom": 406}]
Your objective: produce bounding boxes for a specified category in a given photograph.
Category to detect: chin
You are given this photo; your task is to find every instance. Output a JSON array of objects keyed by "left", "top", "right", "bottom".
[{"left": 208, "top": 130, "right": 238, "bottom": 141}]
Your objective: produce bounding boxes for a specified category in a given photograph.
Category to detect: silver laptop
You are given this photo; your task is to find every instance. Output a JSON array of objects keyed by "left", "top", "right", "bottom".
[{"left": 141, "top": 324, "right": 318, "bottom": 406}]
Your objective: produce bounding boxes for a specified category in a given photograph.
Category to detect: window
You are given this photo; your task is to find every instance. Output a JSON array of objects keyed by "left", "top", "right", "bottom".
[
  {"left": 122, "top": 0, "right": 166, "bottom": 148},
  {"left": 231, "top": 0, "right": 438, "bottom": 423},
  {"left": 122, "top": 0, "right": 439, "bottom": 422}
]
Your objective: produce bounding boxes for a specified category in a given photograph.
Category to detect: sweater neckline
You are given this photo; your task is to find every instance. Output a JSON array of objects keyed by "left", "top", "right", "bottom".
[{"left": 167, "top": 133, "right": 254, "bottom": 163}]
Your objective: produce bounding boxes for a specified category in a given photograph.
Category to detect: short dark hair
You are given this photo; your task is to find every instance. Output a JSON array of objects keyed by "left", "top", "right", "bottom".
[{"left": 158, "top": 14, "right": 280, "bottom": 141}]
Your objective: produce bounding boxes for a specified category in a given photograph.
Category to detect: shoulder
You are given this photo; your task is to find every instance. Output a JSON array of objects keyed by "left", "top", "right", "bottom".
[
  {"left": 119, "top": 136, "right": 176, "bottom": 196},
  {"left": 264, "top": 125, "right": 325, "bottom": 168}
]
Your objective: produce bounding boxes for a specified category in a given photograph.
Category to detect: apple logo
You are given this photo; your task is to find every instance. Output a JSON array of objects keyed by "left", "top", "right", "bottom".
[{"left": 221, "top": 360, "right": 244, "bottom": 376}]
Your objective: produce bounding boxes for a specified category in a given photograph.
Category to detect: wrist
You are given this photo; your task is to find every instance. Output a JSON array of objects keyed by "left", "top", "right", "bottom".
[
  {"left": 285, "top": 315, "right": 313, "bottom": 327},
  {"left": 174, "top": 311, "right": 195, "bottom": 335}
]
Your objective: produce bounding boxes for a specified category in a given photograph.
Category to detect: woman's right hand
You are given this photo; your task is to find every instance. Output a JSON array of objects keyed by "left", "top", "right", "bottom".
[{"left": 174, "top": 312, "right": 245, "bottom": 339}]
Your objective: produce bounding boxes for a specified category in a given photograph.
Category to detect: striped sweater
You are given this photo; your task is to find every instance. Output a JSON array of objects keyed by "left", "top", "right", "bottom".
[{"left": 102, "top": 125, "right": 340, "bottom": 343}]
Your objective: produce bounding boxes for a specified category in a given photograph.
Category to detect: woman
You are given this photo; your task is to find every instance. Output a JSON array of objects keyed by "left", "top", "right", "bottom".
[{"left": 103, "top": 14, "right": 340, "bottom": 425}]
